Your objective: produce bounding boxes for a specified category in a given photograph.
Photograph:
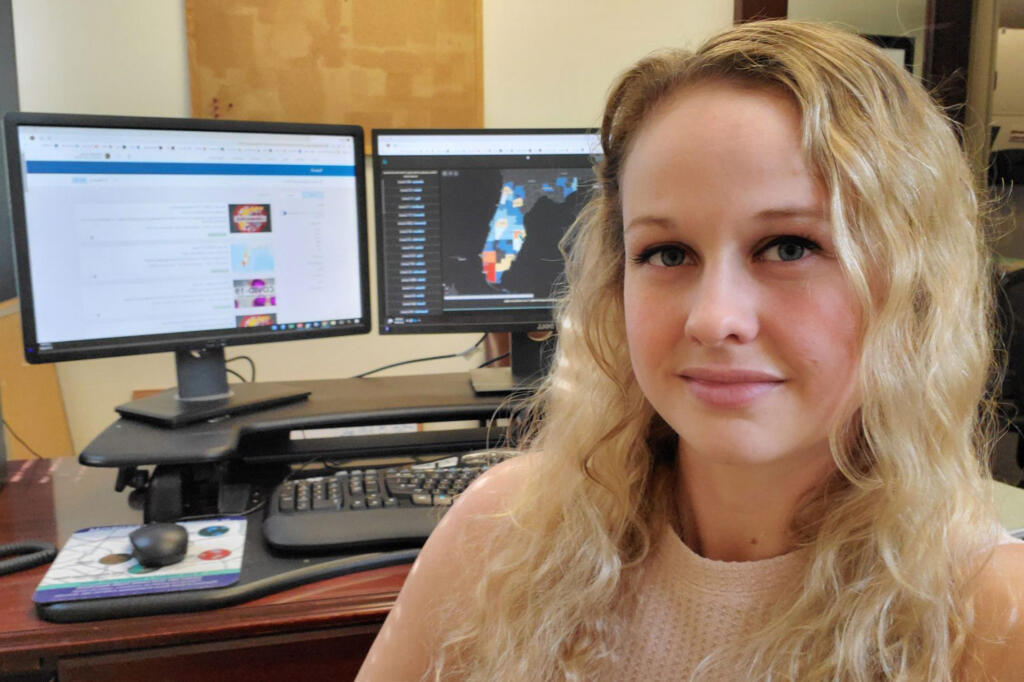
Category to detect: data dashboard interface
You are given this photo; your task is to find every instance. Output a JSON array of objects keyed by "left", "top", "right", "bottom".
[{"left": 373, "top": 130, "right": 599, "bottom": 334}]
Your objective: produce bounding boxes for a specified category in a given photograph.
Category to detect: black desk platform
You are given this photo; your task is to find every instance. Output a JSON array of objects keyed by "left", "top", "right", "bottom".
[
  {"left": 37, "top": 373, "right": 515, "bottom": 621},
  {"left": 81, "top": 373, "right": 511, "bottom": 468}
]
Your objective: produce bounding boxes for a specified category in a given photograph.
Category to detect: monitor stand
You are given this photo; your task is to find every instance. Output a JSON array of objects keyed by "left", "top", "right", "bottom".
[
  {"left": 115, "top": 348, "right": 310, "bottom": 428},
  {"left": 469, "top": 331, "right": 554, "bottom": 394}
]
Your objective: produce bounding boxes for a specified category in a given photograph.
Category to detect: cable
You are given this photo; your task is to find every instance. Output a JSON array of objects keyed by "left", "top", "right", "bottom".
[
  {"left": 2, "top": 419, "right": 44, "bottom": 459},
  {"left": 0, "top": 541, "right": 57, "bottom": 576},
  {"left": 354, "top": 334, "right": 487, "bottom": 378},
  {"left": 355, "top": 353, "right": 458, "bottom": 378},
  {"left": 176, "top": 498, "right": 267, "bottom": 522},
  {"left": 287, "top": 454, "right": 329, "bottom": 481},
  {"left": 477, "top": 352, "right": 510, "bottom": 369},
  {"left": 227, "top": 355, "right": 256, "bottom": 382},
  {"left": 226, "top": 368, "right": 248, "bottom": 383}
]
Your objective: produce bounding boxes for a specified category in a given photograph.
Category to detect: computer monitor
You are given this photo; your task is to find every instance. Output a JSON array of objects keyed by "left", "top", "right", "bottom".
[
  {"left": 372, "top": 129, "right": 599, "bottom": 392},
  {"left": 5, "top": 113, "right": 370, "bottom": 426}
]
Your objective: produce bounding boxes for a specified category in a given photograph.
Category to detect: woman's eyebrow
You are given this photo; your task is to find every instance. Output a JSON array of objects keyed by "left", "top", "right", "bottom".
[
  {"left": 624, "top": 215, "right": 674, "bottom": 233},
  {"left": 755, "top": 206, "right": 826, "bottom": 221},
  {"left": 624, "top": 207, "right": 827, "bottom": 235}
]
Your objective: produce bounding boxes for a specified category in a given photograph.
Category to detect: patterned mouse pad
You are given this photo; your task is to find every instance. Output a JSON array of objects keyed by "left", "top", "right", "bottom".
[{"left": 33, "top": 517, "right": 246, "bottom": 604}]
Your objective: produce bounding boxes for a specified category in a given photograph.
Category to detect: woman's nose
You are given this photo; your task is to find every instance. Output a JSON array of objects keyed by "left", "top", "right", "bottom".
[{"left": 683, "top": 263, "right": 759, "bottom": 346}]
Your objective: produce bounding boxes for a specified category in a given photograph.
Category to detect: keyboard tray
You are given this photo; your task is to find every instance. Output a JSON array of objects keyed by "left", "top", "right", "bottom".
[
  {"left": 262, "top": 463, "right": 486, "bottom": 552},
  {"left": 263, "top": 505, "right": 445, "bottom": 552}
]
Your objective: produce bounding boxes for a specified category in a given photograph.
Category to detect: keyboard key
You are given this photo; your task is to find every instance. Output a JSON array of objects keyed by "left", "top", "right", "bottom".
[
  {"left": 314, "top": 496, "right": 339, "bottom": 510},
  {"left": 386, "top": 481, "right": 418, "bottom": 496}
]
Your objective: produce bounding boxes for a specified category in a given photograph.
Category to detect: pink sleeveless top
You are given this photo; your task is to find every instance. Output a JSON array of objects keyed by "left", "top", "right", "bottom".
[
  {"left": 608, "top": 528, "right": 806, "bottom": 680},
  {"left": 608, "top": 528, "right": 1022, "bottom": 680}
]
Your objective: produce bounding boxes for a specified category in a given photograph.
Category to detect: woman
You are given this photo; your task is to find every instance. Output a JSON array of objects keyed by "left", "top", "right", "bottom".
[{"left": 358, "top": 20, "right": 1024, "bottom": 680}]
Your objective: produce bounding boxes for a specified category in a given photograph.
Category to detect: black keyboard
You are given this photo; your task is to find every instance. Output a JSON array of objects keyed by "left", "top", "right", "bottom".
[{"left": 262, "top": 456, "right": 496, "bottom": 552}]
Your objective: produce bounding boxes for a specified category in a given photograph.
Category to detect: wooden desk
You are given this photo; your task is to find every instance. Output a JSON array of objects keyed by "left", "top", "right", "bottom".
[{"left": 0, "top": 459, "right": 407, "bottom": 682}]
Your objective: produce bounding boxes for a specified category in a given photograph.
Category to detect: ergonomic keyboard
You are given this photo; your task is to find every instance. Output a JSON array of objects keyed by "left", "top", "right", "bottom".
[{"left": 262, "top": 453, "right": 503, "bottom": 552}]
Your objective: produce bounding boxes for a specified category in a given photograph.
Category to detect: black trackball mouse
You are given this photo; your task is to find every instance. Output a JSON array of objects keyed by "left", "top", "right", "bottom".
[{"left": 129, "top": 523, "right": 188, "bottom": 567}]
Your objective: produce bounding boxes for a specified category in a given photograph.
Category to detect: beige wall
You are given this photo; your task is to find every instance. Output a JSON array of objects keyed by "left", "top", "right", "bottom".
[
  {"left": 10, "top": 0, "right": 732, "bottom": 452},
  {"left": 11, "top": 0, "right": 191, "bottom": 117},
  {"left": 483, "top": 0, "right": 732, "bottom": 128},
  {"left": 788, "top": 0, "right": 928, "bottom": 76}
]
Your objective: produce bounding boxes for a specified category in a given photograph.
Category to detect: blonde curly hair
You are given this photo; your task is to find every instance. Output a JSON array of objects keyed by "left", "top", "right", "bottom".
[{"left": 434, "top": 20, "right": 1001, "bottom": 680}]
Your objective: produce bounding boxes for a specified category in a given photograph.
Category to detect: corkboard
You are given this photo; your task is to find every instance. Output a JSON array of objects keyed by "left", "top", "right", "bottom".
[
  {"left": 0, "top": 300, "right": 73, "bottom": 459},
  {"left": 185, "top": 0, "right": 483, "bottom": 145}
]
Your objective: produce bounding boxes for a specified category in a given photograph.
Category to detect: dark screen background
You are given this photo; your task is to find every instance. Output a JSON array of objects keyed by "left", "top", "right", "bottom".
[{"left": 439, "top": 167, "right": 591, "bottom": 302}]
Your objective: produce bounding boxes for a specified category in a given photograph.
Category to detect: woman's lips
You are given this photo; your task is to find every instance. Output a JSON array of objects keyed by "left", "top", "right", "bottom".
[{"left": 680, "top": 368, "right": 784, "bottom": 409}]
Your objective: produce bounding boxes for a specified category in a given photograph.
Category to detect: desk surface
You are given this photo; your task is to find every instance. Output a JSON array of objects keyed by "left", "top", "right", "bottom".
[{"left": 0, "top": 459, "right": 407, "bottom": 678}]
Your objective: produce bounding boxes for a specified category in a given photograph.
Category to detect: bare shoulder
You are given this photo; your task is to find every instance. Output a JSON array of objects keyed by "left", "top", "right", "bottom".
[
  {"left": 414, "top": 452, "right": 539, "bottom": 581},
  {"left": 963, "top": 541, "right": 1024, "bottom": 679},
  {"left": 355, "top": 453, "right": 538, "bottom": 681},
  {"left": 445, "top": 452, "right": 538, "bottom": 518}
]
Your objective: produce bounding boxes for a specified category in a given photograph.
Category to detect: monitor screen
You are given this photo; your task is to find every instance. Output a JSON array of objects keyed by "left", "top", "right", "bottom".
[
  {"left": 5, "top": 113, "right": 371, "bottom": 424},
  {"left": 6, "top": 113, "right": 370, "bottom": 362},
  {"left": 372, "top": 129, "right": 599, "bottom": 336}
]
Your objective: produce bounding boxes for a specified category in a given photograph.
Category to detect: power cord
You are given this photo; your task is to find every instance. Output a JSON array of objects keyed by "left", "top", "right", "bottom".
[
  {"left": 0, "top": 424, "right": 56, "bottom": 576},
  {"left": 477, "top": 352, "right": 510, "bottom": 369},
  {"left": 0, "top": 541, "right": 57, "bottom": 576},
  {"left": 226, "top": 368, "right": 248, "bottom": 383},
  {"left": 2, "top": 419, "right": 44, "bottom": 459},
  {"left": 176, "top": 498, "right": 267, "bottom": 522},
  {"left": 354, "top": 334, "right": 487, "bottom": 378},
  {"left": 227, "top": 355, "right": 256, "bottom": 382}
]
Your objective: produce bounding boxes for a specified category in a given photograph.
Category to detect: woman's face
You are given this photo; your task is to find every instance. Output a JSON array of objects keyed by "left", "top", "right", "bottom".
[{"left": 620, "top": 81, "right": 860, "bottom": 470}]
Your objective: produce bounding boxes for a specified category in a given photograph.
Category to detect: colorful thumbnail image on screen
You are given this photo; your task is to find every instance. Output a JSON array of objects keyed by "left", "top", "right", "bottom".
[
  {"left": 234, "top": 278, "right": 276, "bottom": 308},
  {"left": 236, "top": 314, "right": 276, "bottom": 328},
  {"left": 229, "top": 204, "right": 272, "bottom": 233}
]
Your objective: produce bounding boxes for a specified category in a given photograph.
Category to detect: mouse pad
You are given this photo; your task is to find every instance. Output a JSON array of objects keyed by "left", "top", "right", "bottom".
[{"left": 32, "top": 518, "right": 246, "bottom": 604}]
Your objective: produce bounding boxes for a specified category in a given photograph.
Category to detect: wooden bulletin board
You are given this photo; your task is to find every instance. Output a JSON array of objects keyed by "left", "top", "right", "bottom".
[{"left": 185, "top": 0, "right": 483, "bottom": 143}]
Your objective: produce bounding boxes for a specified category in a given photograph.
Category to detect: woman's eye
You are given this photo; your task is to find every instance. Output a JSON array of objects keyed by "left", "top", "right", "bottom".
[
  {"left": 640, "top": 245, "right": 688, "bottom": 267},
  {"left": 760, "top": 236, "right": 820, "bottom": 262}
]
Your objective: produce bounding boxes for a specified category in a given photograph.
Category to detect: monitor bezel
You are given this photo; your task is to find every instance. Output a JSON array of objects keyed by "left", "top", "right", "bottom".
[
  {"left": 371, "top": 127, "right": 597, "bottom": 335},
  {"left": 5, "top": 112, "right": 372, "bottom": 364}
]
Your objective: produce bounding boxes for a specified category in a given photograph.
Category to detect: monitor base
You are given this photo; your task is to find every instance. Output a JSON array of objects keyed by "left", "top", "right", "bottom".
[
  {"left": 469, "top": 366, "right": 514, "bottom": 394},
  {"left": 469, "top": 332, "right": 555, "bottom": 395},
  {"left": 115, "top": 383, "right": 311, "bottom": 428},
  {"left": 468, "top": 367, "right": 543, "bottom": 395}
]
